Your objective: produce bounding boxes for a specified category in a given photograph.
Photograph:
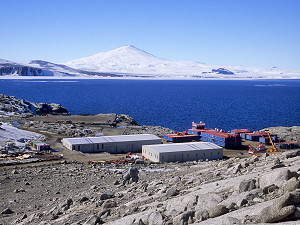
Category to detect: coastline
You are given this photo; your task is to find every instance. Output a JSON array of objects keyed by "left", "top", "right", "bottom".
[{"left": 0, "top": 75, "right": 299, "bottom": 80}]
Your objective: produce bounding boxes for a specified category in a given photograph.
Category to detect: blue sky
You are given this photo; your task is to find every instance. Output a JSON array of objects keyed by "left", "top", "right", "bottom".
[{"left": 0, "top": 0, "right": 299, "bottom": 70}]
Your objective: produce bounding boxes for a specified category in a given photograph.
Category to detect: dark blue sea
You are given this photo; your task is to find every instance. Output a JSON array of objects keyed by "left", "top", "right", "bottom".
[{"left": 1, "top": 79, "right": 299, "bottom": 131}]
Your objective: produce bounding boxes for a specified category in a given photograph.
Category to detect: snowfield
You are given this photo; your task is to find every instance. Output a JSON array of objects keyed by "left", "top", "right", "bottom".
[{"left": 0, "top": 123, "right": 43, "bottom": 145}]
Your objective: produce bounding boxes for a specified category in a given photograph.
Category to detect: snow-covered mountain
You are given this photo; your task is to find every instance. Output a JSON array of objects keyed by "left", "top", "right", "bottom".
[
  {"left": 1, "top": 45, "right": 299, "bottom": 79},
  {"left": 0, "top": 59, "right": 120, "bottom": 77},
  {"left": 65, "top": 45, "right": 213, "bottom": 76},
  {"left": 27, "top": 60, "right": 120, "bottom": 77},
  {"left": 64, "top": 45, "right": 300, "bottom": 79},
  {"left": 0, "top": 59, "right": 55, "bottom": 76}
]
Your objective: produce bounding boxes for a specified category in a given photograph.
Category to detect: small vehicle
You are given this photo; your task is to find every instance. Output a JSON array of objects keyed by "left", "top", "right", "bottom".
[{"left": 248, "top": 144, "right": 268, "bottom": 154}]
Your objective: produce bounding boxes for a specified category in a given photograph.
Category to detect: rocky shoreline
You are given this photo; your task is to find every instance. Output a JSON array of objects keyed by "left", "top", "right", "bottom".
[
  {"left": 0, "top": 94, "right": 69, "bottom": 117},
  {"left": 1, "top": 94, "right": 300, "bottom": 224},
  {"left": 0, "top": 95, "right": 175, "bottom": 139}
]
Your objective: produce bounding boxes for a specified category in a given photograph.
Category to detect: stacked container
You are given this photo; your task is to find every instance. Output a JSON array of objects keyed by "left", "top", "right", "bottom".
[
  {"left": 278, "top": 142, "right": 299, "bottom": 149},
  {"left": 245, "top": 132, "right": 277, "bottom": 141},
  {"left": 231, "top": 129, "right": 252, "bottom": 135},
  {"left": 259, "top": 136, "right": 279, "bottom": 144},
  {"left": 188, "top": 129, "right": 209, "bottom": 136},
  {"left": 200, "top": 130, "right": 242, "bottom": 148},
  {"left": 164, "top": 132, "right": 200, "bottom": 143},
  {"left": 245, "top": 133, "right": 262, "bottom": 141}
]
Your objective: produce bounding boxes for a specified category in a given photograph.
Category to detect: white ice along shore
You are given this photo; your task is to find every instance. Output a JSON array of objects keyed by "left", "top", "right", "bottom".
[{"left": 1, "top": 45, "right": 300, "bottom": 79}]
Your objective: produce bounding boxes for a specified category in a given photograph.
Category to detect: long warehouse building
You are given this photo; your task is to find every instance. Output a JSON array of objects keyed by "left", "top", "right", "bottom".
[
  {"left": 62, "top": 134, "right": 161, "bottom": 154},
  {"left": 142, "top": 142, "right": 223, "bottom": 163}
]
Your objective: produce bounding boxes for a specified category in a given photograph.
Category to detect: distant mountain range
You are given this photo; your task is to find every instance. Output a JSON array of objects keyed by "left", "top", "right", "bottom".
[
  {"left": 0, "top": 59, "right": 121, "bottom": 78},
  {"left": 1, "top": 45, "right": 299, "bottom": 79}
]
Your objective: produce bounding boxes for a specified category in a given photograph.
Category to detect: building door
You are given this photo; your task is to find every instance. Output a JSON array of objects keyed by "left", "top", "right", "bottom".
[{"left": 173, "top": 155, "right": 177, "bottom": 162}]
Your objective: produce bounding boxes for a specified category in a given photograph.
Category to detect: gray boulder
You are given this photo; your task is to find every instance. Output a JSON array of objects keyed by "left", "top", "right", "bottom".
[
  {"left": 60, "top": 198, "right": 73, "bottom": 211},
  {"left": 258, "top": 190, "right": 300, "bottom": 223},
  {"left": 283, "top": 177, "right": 300, "bottom": 193},
  {"left": 173, "top": 211, "right": 195, "bottom": 225},
  {"left": 236, "top": 198, "right": 248, "bottom": 207},
  {"left": 286, "top": 190, "right": 300, "bottom": 205},
  {"left": 226, "top": 202, "right": 238, "bottom": 211},
  {"left": 147, "top": 211, "right": 164, "bottom": 225},
  {"left": 283, "top": 150, "right": 300, "bottom": 159},
  {"left": 196, "top": 193, "right": 222, "bottom": 211},
  {"left": 271, "top": 163, "right": 286, "bottom": 169},
  {"left": 241, "top": 161, "right": 250, "bottom": 168},
  {"left": 123, "top": 167, "right": 139, "bottom": 185},
  {"left": 226, "top": 217, "right": 242, "bottom": 224},
  {"left": 263, "top": 184, "right": 279, "bottom": 194},
  {"left": 273, "top": 157, "right": 281, "bottom": 165},
  {"left": 208, "top": 205, "right": 229, "bottom": 218},
  {"left": 11, "top": 169, "right": 19, "bottom": 174},
  {"left": 102, "top": 200, "right": 117, "bottom": 209},
  {"left": 271, "top": 157, "right": 286, "bottom": 169},
  {"left": 166, "top": 188, "right": 179, "bottom": 197},
  {"left": 169, "top": 176, "right": 181, "bottom": 184},
  {"left": 80, "top": 196, "right": 89, "bottom": 203},
  {"left": 232, "top": 163, "right": 242, "bottom": 174},
  {"left": 1, "top": 208, "right": 14, "bottom": 214},
  {"left": 249, "top": 156, "right": 259, "bottom": 164},
  {"left": 239, "top": 179, "right": 257, "bottom": 193},
  {"left": 258, "top": 168, "right": 294, "bottom": 189},
  {"left": 194, "top": 210, "right": 209, "bottom": 222},
  {"left": 258, "top": 195, "right": 295, "bottom": 223},
  {"left": 83, "top": 215, "right": 102, "bottom": 225},
  {"left": 294, "top": 206, "right": 300, "bottom": 219},
  {"left": 134, "top": 219, "right": 146, "bottom": 225},
  {"left": 99, "top": 209, "right": 111, "bottom": 219},
  {"left": 49, "top": 206, "right": 62, "bottom": 216},
  {"left": 100, "top": 190, "right": 114, "bottom": 200}
]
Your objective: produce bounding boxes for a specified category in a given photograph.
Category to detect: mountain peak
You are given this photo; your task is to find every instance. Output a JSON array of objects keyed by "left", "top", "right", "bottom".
[
  {"left": 64, "top": 45, "right": 167, "bottom": 72},
  {"left": 0, "top": 59, "right": 15, "bottom": 64},
  {"left": 104, "top": 45, "right": 155, "bottom": 57},
  {"left": 117, "top": 45, "right": 139, "bottom": 50}
]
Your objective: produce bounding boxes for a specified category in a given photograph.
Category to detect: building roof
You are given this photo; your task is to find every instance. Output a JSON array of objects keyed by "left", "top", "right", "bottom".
[
  {"left": 35, "top": 143, "right": 50, "bottom": 146},
  {"left": 63, "top": 134, "right": 161, "bottom": 145},
  {"left": 144, "top": 142, "right": 222, "bottom": 153},
  {"left": 164, "top": 134, "right": 199, "bottom": 137}
]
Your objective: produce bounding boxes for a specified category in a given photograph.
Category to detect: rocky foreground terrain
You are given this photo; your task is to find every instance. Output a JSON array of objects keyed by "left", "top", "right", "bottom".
[{"left": 1, "top": 151, "right": 300, "bottom": 225}]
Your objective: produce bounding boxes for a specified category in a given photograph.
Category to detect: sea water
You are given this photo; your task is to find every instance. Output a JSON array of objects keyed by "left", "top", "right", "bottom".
[{"left": 0, "top": 79, "right": 299, "bottom": 131}]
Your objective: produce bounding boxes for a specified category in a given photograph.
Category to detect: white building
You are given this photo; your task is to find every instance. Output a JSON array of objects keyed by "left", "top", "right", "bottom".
[
  {"left": 142, "top": 142, "right": 223, "bottom": 163},
  {"left": 62, "top": 134, "right": 161, "bottom": 154}
]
